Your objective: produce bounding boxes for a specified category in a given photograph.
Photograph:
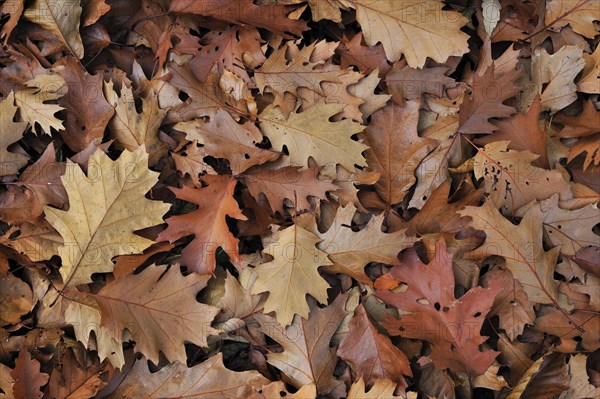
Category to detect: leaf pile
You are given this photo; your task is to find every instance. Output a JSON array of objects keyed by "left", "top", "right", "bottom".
[{"left": 0, "top": 0, "right": 599, "bottom": 397}]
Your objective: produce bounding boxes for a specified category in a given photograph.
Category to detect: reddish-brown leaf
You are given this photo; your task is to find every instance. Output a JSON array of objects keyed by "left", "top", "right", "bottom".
[
  {"left": 338, "top": 305, "right": 411, "bottom": 388},
  {"left": 169, "top": 0, "right": 308, "bottom": 37},
  {"left": 10, "top": 349, "right": 49, "bottom": 399},
  {"left": 364, "top": 101, "right": 437, "bottom": 206},
  {"left": 157, "top": 176, "right": 247, "bottom": 274},
  {"left": 376, "top": 238, "right": 501, "bottom": 377},
  {"left": 242, "top": 165, "right": 336, "bottom": 214}
]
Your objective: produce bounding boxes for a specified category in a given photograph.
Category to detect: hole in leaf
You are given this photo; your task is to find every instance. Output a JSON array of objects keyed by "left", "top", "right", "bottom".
[{"left": 178, "top": 91, "right": 189, "bottom": 102}]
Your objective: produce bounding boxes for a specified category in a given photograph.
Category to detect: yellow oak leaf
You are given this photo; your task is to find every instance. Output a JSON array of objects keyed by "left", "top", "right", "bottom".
[
  {"left": 23, "top": 0, "right": 84, "bottom": 59},
  {"left": 318, "top": 204, "right": 417, "bottom": 285},
  {"left": 259, "top": 101, "right": 367, "bottom": 171},
  {"left": 340, "top": 0, "right": 470, "bottom": 67},
  {"left": 44, "top": 147, "right": 170, "bottom": 289},
  {"left": 14, "top": 74, "right": 67, "bottom": 134},
  {"left": 251, "top": 223, "right": 332, "bottom": 326},
  {"left": 546, "top": 0, "right": 600, "bottom": 38},
  {"left": 0, "top": 92, "right": 29, "bottom": 176},
  {"left": 103, "top": 81, "right": 168, "bottom": 166}
]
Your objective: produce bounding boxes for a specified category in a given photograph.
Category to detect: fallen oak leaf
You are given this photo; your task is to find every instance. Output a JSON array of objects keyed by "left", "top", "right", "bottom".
[
  {"left": 376, "top": 238, "right": 501, "bottom": 377},
  {"left": 43, "top": 147, "right": 170, "bottom": 289},
  {"left": 348, "top": 70, "right": 391, "bottom": 121},
  {"left": 189, "top": 26, "right": 265, "bottom": 85},
  {"left": 56, "top": 57, "right": 114, "bottom": 153},
  {"left": 532, "top": 45, "right": 586, "bottom": 113},
  {"left": 517, "top": 194, "right": 600, "bottom": 258},
  {"left": 259, "top": 101, "right": 368, "bottom": 171},
  {"left": 92, "top": 264, "right": 220, "bottom": 365},
  {"left": 3, "top": 142, "right": 67, "bottom": 224},
  {"left": 545, "top": 0, "right": 600, "bottom": 38},
  {"left": 476, "top": 95, "right": 549, "bottom": 168},
  {"left": 255, "top": 40, "right": 365, "bottom": 120},
  {"left": 535, "top": 307, "right": 600, "bottom": 352},
  {"left": 559, "top": 354, "right": 600, "bottom": 398},
  {"left": 506, "top": 351, "right": 569, "bottom": 399},
  {"left": 340, "top": 0, "right": 470, "bottom": 67},
  {"left": 241, "top": 165, "right": 336, "bottom": 215},
  {"left": 251, "top": 222, "right": 332, "bottom": 326},
  {"left": 81, "top": 0, "right": 110, "bottom": 26},
  {"left": 386, "top": 65, "right": 455, "bottom": 102},
  {"left": 0, "top": 0, "right": 24, "bottom": 45},
  {"left": 256, "top": 381, "right": 317, "bottom": 398},
  {"left": 364, "top": 101, "right": 437, "bottom": 206},
  {"left": 171, "top": 142, "right": 216, "bottom": 181},
  {"left": 112, "top": 241, "right": 174, "bottom": 278},
  {"left": 459, "top": 61, "right": 521, "bottom": 134},
  {"left": 10, "top": 349, "right": 49, "bottom": 399},
  {"left": 0, "top": 92, "right": 29, "bottom": 176},
  {"left": 469, "top": 140, "right": 573, "bottom": 215},
  {"left": 337, "top": 32, "right": 391, "bottom": 76},
  {"left": 168, "top": 0, "right": 308, "bottom": 38},
  {"left": 577, "top": 45, "right": 599, "bottom": 94},
  {"left": 157, "top": 175, "right": 247, "bottom": 275},
  {"left": 481, "top": 267, "right": 535, "bottom": 341},
  {"left": 407, "top": 115, "right": 461, "bottom": 210},
  {"left": 14, "top": 74, "right": 67, "bottom": 134},
  {"left": 554, "top": 99, "right": 600, "bottom": 138},
  {"left": 23, "top": 0, "right": 84, "bottom": 59},
  {"left": 0, "top": 273, "right": 34, "bottom": 326},
  {"left": 255, "top": 294, "right": 348, "bottom": 396},
  {"left": 103, "top": 81, "right": 168, "bottom": 166},
  {"left": 108, "top": 352, "right": 269, "bottom": 398},
  {"left": 47, "top": 348, "right": 107, "bottom": 399},
  {"left": 407, "top": 179, "right": 483, "bottom": 236},
  {"left": 165, "top": 62, "right": 227, "bottom": 123},
  {"left": 318, "top": 204, "right": 417, "bottom": 285},
  {"left": 566, "top": 133, "right": 600, "bottom": 171},
  {"left": 174, "top": 109, "right": 279, "bottom": 175},
  {"left": 0, "top": 363, "right": 14, "bottom": 398},
  {"left": 337, "top": 304, "right": 412, "bottom": 389},
  {"left": 459, "top": 201, "right": 582, "bottom": 327},
  {"left": 346, "top": 378, "right": 403, "bottom": 398}
]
